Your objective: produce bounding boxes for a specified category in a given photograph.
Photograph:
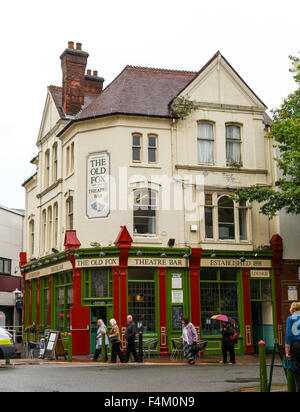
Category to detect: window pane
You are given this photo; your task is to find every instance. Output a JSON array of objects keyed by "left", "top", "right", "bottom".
[
  {"left": 134, "top": 189, "right": 157, "bottom": 234},
  {"left": 128, "top": 268, "right": 155, "bottom": 280},
  {"left": 226, "top": 125, "right": 241, "bottom": 140},
  {"left": 220, "top": 269, "right": 237, "bottom": 281},
  {"left": 200, "top": 268, "right": 218, "bottom": 281},
  {"left": 128, "top": 282, "right": 155, "bottom": 332},
  {"left": 148, "top": 137, "right": 156, "bottom": 147},
  {"left": 218, "top": 197, "right": 235, "bottom": 240},
  {"left": 132, "top": 147, "right": 141, "bottom": 161},
  {"left": 226, "top": 141, "right": 241, "bottom": 163},
  {"left": 4, "top": 260, "right": 11, "bottom": 274},
  {"left": 0, "top": 259, "right": 3, "bottom": 273},
  {"left": 91, "top": 269, "right": 108, "bottom": 297},
  {"left": 205, "top": 194, "right": 213, "bottom": 205},
  {"left": 262, "top": 280, "right": 272, "bottom": 300},
  {"left": 198, "top": 140, "right": 213, "bottom": 163},
  {"left": 133, "top": 136, "right": 141, "bottom": 146},
  {"left": 205, "top": 207, "right": 213, "bottom": 238},
  {"left": 148, "top": 148, "right": 156, "bottom": 163},
  {"left": 250, "top": 280, "right": 260, "bottom": 300},
  {"left": 56, "top": 287, "right": 65, "bottom": 331},
  {"left": 239, "top": 208, "right": 247, "bottom": 240},
  {"left": 198, "top": 123, "right": 213, "bottom": 139}
]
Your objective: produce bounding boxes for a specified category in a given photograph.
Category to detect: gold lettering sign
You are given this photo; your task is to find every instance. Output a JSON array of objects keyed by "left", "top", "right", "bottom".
[
  {"left": 200, "top": 259, "right": 272, "bottom": 268},
  {"left": 75, "top": 258, "right": 119, "bottom": 268},
  {"left": 128, "top": 257, "right": 186, "bottom": 267},
  {"left": 25, "top": 261, "right": 73, "bottom": 280},
  {"left": 250, "top": 270, "right": 270, "bottom": 278}
]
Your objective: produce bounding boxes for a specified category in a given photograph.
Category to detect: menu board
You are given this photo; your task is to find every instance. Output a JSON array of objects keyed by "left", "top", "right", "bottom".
[{"left": 172, "top": 306, "right": 183, "bottom": 331}]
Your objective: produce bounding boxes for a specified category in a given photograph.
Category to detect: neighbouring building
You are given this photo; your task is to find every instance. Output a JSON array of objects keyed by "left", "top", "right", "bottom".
[
  {"left": 0, "top": 205, "right": 24, "bottom": 328},
  {"left": 21, "top": 42, "right": 290, "bottom": 356}
]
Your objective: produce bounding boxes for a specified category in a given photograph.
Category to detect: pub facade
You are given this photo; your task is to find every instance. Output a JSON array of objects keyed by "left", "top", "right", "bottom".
[{"left": 21, "top": 42, "right": 284, "bottom": 356}]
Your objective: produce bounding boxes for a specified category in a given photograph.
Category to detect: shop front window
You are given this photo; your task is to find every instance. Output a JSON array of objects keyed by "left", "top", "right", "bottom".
[
  {"left": 128, "top": 268, "right": 156, "bottom": 333},
  {"left": 200, "top": 268, "right": 239, "bottom": 336},
  {"left": 54, "top": 272, "right": 73, "bottom": 332},
  {"left": 84, "top": 268, "right": 112, "bottom": 298}
]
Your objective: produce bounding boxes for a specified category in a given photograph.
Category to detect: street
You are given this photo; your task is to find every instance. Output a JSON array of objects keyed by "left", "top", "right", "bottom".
[{"left": 0, "top": 362, "right": 287, "bottom": 392}]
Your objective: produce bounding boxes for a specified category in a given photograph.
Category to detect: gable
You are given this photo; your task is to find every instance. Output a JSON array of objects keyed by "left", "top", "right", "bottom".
[
  {"left": 37, "top": 90, "right": 62, "bottom": 142},
  {"left": 179, "top": 53, "right": 266, "bottom": 109}
]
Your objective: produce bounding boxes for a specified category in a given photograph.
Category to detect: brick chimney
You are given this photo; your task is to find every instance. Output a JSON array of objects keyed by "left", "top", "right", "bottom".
[
  {"left": 60, "top": 41, "right": 89, "bottom": 116},
  {"left": 84, "top": 69, "right": 104, "bottom": 94}
]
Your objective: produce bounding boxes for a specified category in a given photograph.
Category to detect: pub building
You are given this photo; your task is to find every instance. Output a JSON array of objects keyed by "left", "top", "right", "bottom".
[
  {"left": 19, "top": 228, "right": 283, "bottom": 356},
  {"left": 20, "top": 42, "right": 286, "bottom": 356}
]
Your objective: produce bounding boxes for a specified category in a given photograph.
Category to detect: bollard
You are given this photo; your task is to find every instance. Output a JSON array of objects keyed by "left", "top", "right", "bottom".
[
  {"left": 286, "top": 370, "right": 296, "bottom": 392},
  {"left": 258, "top": 341, "right": 268, "bottom": 392},
  {"left": 5, "top": 359, "right": 10, "bottom": 366},
  {"left": 67, "top": 333, "right": 72, "bottom": 362},
  {"left": 101, "top": 332, "right": 107, "bottom": 362},
  {"left": 138, "top": 331, "right": 143, "bottom": 363}
]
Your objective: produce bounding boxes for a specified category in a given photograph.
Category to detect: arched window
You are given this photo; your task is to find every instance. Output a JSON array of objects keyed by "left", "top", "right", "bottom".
[
  {"left": 133, "top": 189, "right": 157, "bottom": 235},
  {"left": 41, "top": 210, "right": 47, "bottom": 253},
  {"left": 52, "top": 143, "right": 58, "bottom": 183},
  {"left": 29, "top": 219, "right": 35, "bottom": 258},
  {"left": 218, "top": 196, "right": 235, "bottom": 240},
  {"left": 47, "top": 206, "right": 52, "bottom": 252},
  {"left": 226, "top": 125, "right": 242, "bottom": 165},
  {"left": 53, "top": 203, "right": 58, "bottom": 248},
  {"left": 66, "top": 197, "right": 74, "bottom": 230}
]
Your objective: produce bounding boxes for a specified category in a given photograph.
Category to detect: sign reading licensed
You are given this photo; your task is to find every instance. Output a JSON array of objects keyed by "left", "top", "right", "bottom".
[{"left": 87, "top": 151, "right": 110, "bottom": 219}]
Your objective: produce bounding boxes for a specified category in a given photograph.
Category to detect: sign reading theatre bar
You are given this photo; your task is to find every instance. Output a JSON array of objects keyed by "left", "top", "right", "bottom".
[
  {"left": 200, "top": 258, "right": 272, "bottom": 268},
  {"left": 25, "top": 261, "right": 73, "bottom": 281},
  {"left": 128, "top": 257, "right": 186, "bottom": 267}
]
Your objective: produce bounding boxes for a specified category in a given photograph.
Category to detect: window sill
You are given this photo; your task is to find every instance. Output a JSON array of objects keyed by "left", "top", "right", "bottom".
[
  {"left": 130, "top": 164, "right": 161, "bottom": 169},
  {"left": 133, "top": 236, "right": 162, "bottom": 244}
]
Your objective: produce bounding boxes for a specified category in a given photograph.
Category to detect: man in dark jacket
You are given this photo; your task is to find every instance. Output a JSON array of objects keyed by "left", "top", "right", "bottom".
[{"left": 125, "top": 315, "right": 139, "bottom": 362}]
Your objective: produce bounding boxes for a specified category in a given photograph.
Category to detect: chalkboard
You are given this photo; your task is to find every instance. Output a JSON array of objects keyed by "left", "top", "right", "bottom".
[
  {"left": 172, "top": 306, "right": 183, "bottom": 331},
  {"left": 43, "top": 331, "right": 67, "bottom": 360}
]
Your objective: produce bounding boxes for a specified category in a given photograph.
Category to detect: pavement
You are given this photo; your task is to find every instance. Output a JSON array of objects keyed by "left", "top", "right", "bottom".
[
  {"left": 1, "top": 354, "right": 288, "bottom": 392},
  {"left": 3, "top": 353, "right": 283, "bottom": 366}
]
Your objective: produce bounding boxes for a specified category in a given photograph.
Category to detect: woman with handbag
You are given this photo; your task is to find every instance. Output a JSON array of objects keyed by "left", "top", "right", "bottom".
[
  {"left": 109, "top": 318, "right": 125, "bottom": 363},
  {"left": 220, "top": 321, "right": 236, "bottom": 364},
  {"left": 285, "top": 302, "right": 300, "bottom": 392},
  {"left": 93, "top": 319, "right": 109, "bottom": 361},
  {"left": 181, "top": 317, "right": 199, "bottom": 365}
]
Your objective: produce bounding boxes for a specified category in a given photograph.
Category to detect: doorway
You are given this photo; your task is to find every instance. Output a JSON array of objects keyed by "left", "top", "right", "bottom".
[
  {"left": 251, "top": 301, "right": 274, "bottom": 352},
  {"left": 90, "top": 307, "right": 107, "bottom": 354}
]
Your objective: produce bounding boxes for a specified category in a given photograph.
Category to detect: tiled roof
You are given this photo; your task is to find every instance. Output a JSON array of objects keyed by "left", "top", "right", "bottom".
[
  {"left": 75, "top": 66, "right": 197, "bottom": 120},
  {"left": 52, "top": 52, "right": 270, "bottom": 136}
]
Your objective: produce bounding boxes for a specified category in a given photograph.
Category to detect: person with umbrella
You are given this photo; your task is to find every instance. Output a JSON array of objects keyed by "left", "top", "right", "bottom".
[{"left": 212, "top": 315, "right": 236, "bottom": 364}]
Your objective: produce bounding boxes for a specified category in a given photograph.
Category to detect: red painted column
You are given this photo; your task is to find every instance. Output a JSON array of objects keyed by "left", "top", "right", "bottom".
[
  {"left": 270, "top": 234, "right": 283, "bottom": 347},
  {"left": 19, "top": 252, "right": 27, "bottom": 332},
  {"left": 113, "top": 267, "right": 120, "bottom": 324},
  {"left": 65, "top": 230, "right": 90, "bottom": 355},
  {"left": 158, "top": 267, "right": 168, "bottom": 356},
  {"left": 242, "top": 268, "right": 253, "bottom": 354},
  {"left": 189, "top": 248, "right": 202, "bottom": 336},
  {"left": 114, "top": 226, "right": 132, "bottom": 349}
]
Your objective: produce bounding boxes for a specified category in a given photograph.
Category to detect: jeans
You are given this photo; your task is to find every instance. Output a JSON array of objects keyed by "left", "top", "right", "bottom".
[
  {"left": 126, "top": 340, "right": 139, "bottom": 362},
  {"left": 111, "top": 342, "right": 125, "bottom": 363}
]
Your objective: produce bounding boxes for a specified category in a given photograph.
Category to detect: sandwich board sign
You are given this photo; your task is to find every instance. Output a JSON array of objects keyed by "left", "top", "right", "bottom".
[{"left": 43, "top": 331, "right": 67, "bottom": 360}]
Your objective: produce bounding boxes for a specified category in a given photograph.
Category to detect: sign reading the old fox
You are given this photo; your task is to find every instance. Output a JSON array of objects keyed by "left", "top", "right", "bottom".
[{"left": 87, "top": 152, "right": 110, "bottom": 218}]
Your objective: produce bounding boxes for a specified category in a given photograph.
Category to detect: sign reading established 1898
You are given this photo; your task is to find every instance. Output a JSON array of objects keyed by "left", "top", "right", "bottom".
[{"left": 87, "top": 152, "right": 110, "bottom": 219}]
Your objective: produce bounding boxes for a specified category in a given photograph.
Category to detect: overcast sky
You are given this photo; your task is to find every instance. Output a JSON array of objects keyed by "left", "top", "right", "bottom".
[{"left": 0, "top": 0, "right": 299, "bottom": 209}]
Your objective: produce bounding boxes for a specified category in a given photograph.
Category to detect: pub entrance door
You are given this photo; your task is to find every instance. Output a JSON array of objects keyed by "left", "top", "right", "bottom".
[
  {"left": 90, "top": 306, "right": 107, "bottom": 354},
  {"left": 251, "top": 301, "right": 274, "bottom": 352}
]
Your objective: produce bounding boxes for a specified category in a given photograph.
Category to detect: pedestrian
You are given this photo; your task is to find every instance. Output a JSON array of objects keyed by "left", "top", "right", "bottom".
[
  {"left": 124, "top": 315, "right": 139, "bottom": 362},
  {"left": 220, "top": 321, "right": 235, "bottom": 364},
  {"left": 181, "top": 317, "right": 198, "bottom": 365},
  {"left": 285, "top": 301, "right": 300, "bottom": 392},
  {"left": 93, "top": 319, "right": 108, "bottom": 361},
  {"left": 109, "top": 318, "right": 125, "bottom": 363}
]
